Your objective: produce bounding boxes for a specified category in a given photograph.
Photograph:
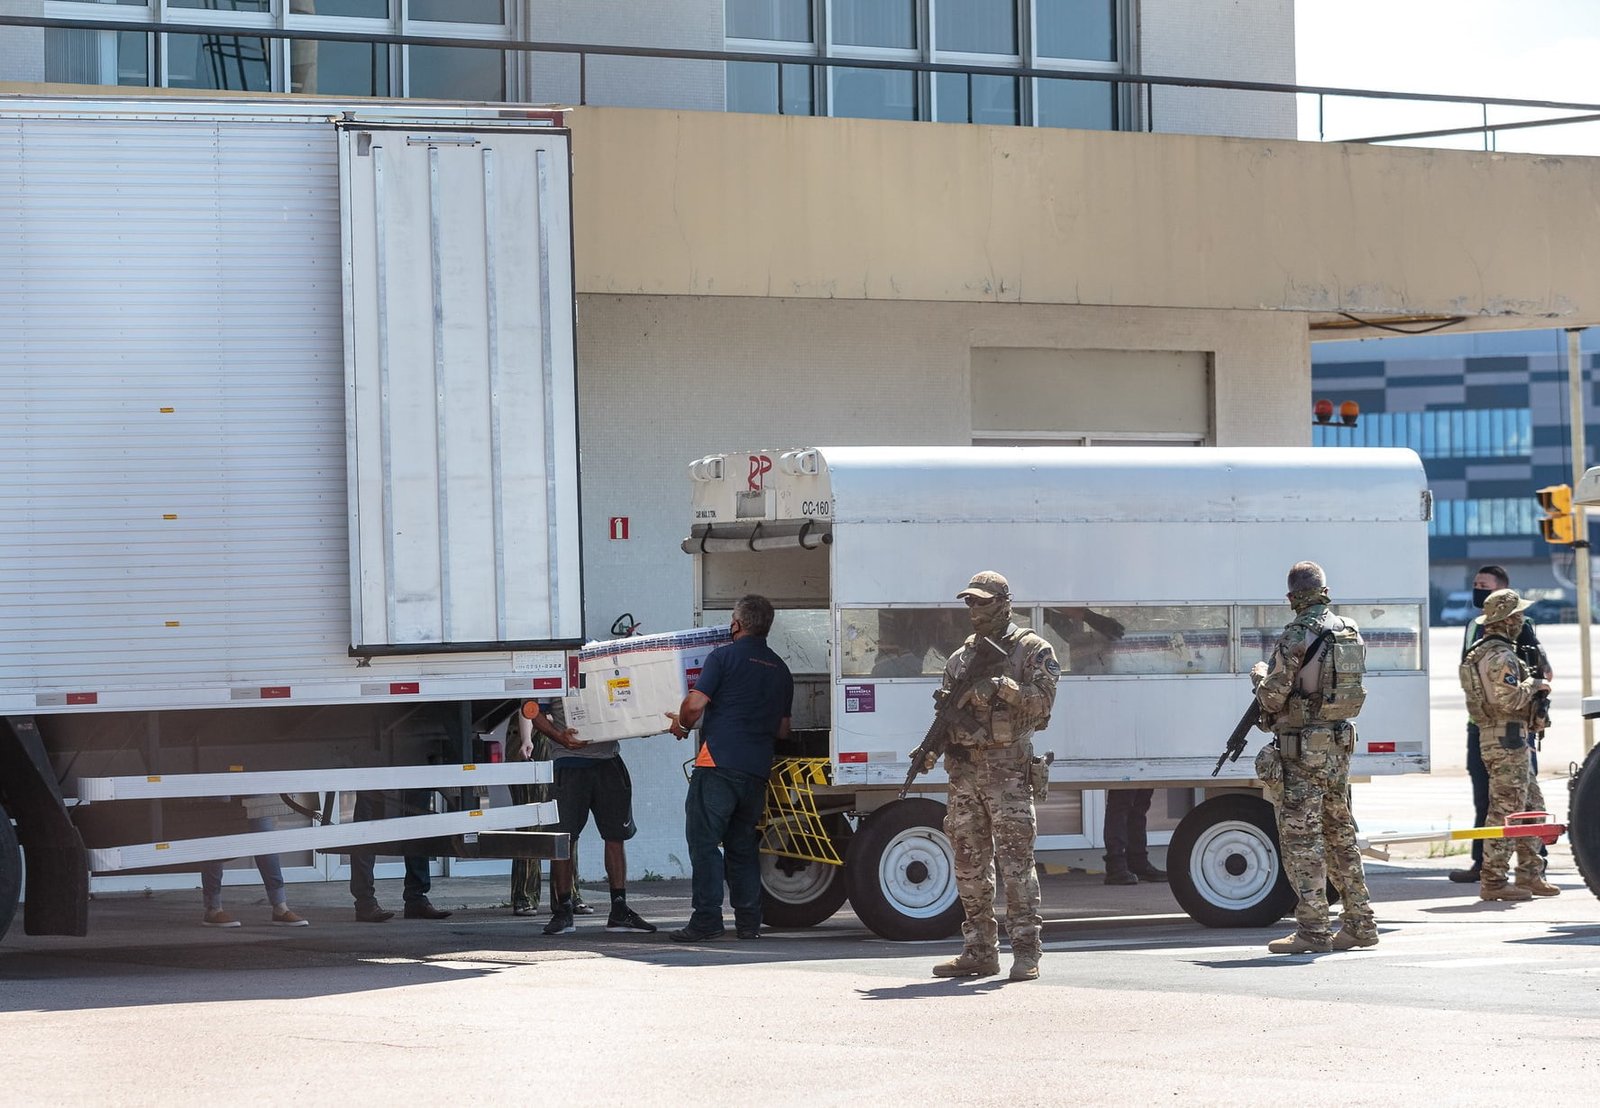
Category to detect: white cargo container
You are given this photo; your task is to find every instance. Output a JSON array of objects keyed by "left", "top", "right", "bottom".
[
  {"left": 0, "top": 97, "right": 582, "bottom": 940},
  {"left": 684, "top": 446, "right": 1432, "bottom": 938}
]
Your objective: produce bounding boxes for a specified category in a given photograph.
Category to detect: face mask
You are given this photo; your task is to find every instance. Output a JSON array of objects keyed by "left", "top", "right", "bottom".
[{"left": 1472, "top": 588, "right": 1494, "bottom": 609}]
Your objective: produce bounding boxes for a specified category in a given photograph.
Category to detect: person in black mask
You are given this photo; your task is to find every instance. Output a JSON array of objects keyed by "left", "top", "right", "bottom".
[{"left": 1449, "top": 565, "right": 1553, "bottom": 884}]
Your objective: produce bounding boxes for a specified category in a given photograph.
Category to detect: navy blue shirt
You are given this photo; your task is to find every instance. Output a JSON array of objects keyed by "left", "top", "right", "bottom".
[{"left": 692, "top": 634, "right": 794, "bottom": 780}]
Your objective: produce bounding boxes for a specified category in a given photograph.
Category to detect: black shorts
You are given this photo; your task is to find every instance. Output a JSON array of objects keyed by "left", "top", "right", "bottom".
[{"left": 551, "top": 756, "right": 636, "bottom": 842}]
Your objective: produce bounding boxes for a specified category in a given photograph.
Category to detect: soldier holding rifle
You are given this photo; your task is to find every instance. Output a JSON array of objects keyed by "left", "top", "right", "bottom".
[{"left": 911, "top": 571, "right": 1059, "bottom": 982}]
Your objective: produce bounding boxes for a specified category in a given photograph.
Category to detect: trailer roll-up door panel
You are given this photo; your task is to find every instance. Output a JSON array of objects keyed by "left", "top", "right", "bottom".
[{"left": 339, "top": 122, "right": 581, "bottom": 654}]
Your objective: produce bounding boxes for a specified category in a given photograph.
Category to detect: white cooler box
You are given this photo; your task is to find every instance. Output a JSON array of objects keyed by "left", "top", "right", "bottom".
[{"left": 563, "top": 626, "right": 734, "bottom": 742}]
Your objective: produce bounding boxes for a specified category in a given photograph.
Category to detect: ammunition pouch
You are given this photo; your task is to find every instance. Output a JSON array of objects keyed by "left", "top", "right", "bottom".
[
  {"left": 1499, "top": 722, "right": 1525, "bottom": 751},
  {"left": 1254, "top": 744, "right": 1283, "bottom": 805}
]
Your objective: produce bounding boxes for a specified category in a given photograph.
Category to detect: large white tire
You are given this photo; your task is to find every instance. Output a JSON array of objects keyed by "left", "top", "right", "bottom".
[
  {"left": 843, "top": 798, "right": 964, "bottom": 941},
  {"left": 760, "top": 815, "right": 851, "bottom": 928},
  {"left": 1169, "top": 793, "right": 1297, "bottom": 928}
]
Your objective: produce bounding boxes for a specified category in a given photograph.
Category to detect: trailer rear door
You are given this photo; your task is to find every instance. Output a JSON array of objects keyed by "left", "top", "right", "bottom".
[{"left": 339, "top": 122, "right": 581, "bottom": 654}]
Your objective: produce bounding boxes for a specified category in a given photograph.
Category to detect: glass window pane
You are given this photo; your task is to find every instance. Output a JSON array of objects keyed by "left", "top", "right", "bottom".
[
  {"left": 833, "top": 0, "right": 916, "bottom": 48},
  {"left": 293, "top": 1, "right": 390, "bottom": 14},
  {"left": 728, "top": 0, "right": 812, "bottom": 41},
  {"left": 935, "top": 0, "right": 1016, "bottom": 55},
  {"left": 832, "top": 66, "right": 915, "bottom": 120},
  {"left": 708, "top": 610, "right": 833, "bottom": 673},
  {"left": 45, "top": 29, "right": 150, "bottom": 86},
  {"left": 409, "top": 45, "right": 504, "bottom": 100},
  {"left": 411, "top": 0, "right": 502, "bottom": 23},
  {"left": 840, "top": 608, "right": 974, "bottom": 677},
  {"left": 291, "top": 37, "right": 389, "bottom": 96},
  {"left": 1036, "top": 74, "right": 1114, "bottom": 130},
  {"left": 1333, "top": 604, "right": 1422, "bottom": 671},
  {"left": 167, "top": 33, "right": 271, "bottom": 92},
  {"left": 1036, "top": 788, "right": 1083, "bottom": 836},
  {"left": 936, "top": 73, "right": 1018, "bottom": 125},
  {"left": 171, "top": 0, "right": 270, "bottom": 10},
  {"left": 1037, "top": 0, "right": 1116, "bottom": 62},
  {"left": 728, "top": 60, "right": 814, "bottom": 114},
  {"left": 1041, "top": 606, "right": 1230, "bottom": 675}
]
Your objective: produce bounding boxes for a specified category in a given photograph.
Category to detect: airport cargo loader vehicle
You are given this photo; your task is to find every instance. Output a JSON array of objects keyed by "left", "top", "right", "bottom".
[
  {"left": 0, "top": 97, "right": 583, "bottom": 940},
  {"left": 684, "top": 446, "right": 1433, "bottom": 939}
]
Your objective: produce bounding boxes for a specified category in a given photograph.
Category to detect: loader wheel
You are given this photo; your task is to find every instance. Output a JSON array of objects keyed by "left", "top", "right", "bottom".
[
  {"left": 0, "top": 801, "right": 20, "bottom": 942},
  {"left": 760, "top": 815, "right": 852, "bottom": 928},
  {"left": 1570, "top": 744, "right": 1600, "bottom": 901},
  {"left": 843, "top": 798, "right": 963, "bottom": 941},
  {"left": 1169, "top": 793, "right": 1297, "bottom": 928}
]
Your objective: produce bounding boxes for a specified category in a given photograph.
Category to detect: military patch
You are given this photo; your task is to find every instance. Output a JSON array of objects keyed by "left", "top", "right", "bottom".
[
  {"left": 1044, "top": 655, "right": 1061, "bottom": 678},
  {"left": 1503, "top": 672, "right": 1519, "bottom": 686}
]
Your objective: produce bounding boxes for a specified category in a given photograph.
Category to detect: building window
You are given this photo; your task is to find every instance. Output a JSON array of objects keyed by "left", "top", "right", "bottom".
[
  {"left": 1429, "top": 498, "right": 1539, "bottom": 538},
  {"left": 727, "top": 1, "right": 1125, "bottom": 127},
  {"left": 1312, "top": 408, "right": 1533, "bottom": 458}
]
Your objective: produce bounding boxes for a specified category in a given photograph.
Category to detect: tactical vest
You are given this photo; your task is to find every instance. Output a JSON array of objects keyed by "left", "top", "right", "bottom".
[
  {"left": 950, "top": 624, "right": 1051, "bottom": 747},
  {"left": 1460, "top": 636, "right": 1531, "bottom": 727}
]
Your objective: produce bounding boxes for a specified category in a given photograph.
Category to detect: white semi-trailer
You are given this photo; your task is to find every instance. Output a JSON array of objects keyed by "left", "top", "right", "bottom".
[
  {"left": 0, "top": 97, "right": 582, "bottom": 940},
  {"left": 685, "top": 446, "right": 1433, "bottom": 938}
]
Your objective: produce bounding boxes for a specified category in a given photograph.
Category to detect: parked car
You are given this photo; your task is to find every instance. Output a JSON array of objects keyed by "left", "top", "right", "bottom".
[
  {"left": 1526, "top": 597, "right": 1567, "bottom": 624},
  {"left": 1438, "top": 590, "right": 1477, "bottom": 625}
]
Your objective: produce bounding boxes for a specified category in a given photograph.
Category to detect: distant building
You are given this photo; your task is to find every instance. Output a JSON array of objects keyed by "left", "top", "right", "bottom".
[{"left": 1312, "top": 329, "right": 1600, "bottom": 595}]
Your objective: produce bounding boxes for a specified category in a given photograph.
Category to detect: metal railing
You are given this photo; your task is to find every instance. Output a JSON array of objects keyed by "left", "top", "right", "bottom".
[{"left": 5, "top": 13, "right": 1600, "bottom": 150}]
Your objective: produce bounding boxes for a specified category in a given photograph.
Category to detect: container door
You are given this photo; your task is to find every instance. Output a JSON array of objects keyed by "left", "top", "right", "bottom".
[{"left": 339, "top": 122, "right": 582, "bottom": 654}]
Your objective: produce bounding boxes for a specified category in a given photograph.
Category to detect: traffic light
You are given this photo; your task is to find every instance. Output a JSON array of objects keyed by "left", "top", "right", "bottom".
[{"left": 1537, "top": 484, "right": 1575, "bottom": 544}]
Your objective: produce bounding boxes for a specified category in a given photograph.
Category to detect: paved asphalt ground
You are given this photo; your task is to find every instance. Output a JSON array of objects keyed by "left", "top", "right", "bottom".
[{"left": 4, "top": 628, "right": 1599, "bottom": 1105}]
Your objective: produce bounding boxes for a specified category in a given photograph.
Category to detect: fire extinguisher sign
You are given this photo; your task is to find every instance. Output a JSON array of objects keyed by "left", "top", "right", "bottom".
[{"left": 609, "top": 517, "right": 630, "bottom": 541}]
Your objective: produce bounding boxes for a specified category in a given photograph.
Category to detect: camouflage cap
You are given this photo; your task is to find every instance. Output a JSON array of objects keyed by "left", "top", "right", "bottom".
[
  {"left": 957, "top": 570, "right": 1010, "bottom": 600},
  {"left": 1481, "top": 588, "right": 1532, "bottom": 623}
]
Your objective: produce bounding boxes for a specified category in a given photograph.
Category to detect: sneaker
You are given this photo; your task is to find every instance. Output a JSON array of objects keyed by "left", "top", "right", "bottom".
[
  {"left": 1480, "top": 883, "right": 1534, "bottom": 902},
  {"left": 544, "top": 905, "right": 576, "bottom": 935},
  {"left": 605, "top": 906, "right": 658, "bottom": 933},
  {"left": 931, "top": 948, "right": 1001, "bottom": 977},
  {"left": 271, "top": 907, "right": 310, "bottom": 927},
  {"left": 572, "top": 893, "right": 596, "bottom": 916},
  {"left": 1266, "top": 931, "right": 1332, "bottom": 954},
  {"left": 202, "top": 910, "right": 241, "bottom": 929},
  {"left": 512, "top": 900, "right": 537, "bottom": 917}
]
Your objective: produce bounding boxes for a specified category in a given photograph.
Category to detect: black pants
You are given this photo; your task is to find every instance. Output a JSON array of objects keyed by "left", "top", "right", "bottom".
[{"left": 1104, "top": 788, "right": 1154, "bottom": 863}]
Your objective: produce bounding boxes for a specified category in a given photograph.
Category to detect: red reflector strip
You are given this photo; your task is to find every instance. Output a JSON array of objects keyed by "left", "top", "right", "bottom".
[
  {"left": 66, "top": 692, "right": 99, "bottom": 705},
  {"left": 1366, "top": 741, "right": 1397, "bottom": 754},
  {"left": 260, "top": 687, "right": 291, "bottom": 699},
  {"left": 532, "top": 676, "right": 563, "bottom": 690},
  {"left": 567, "top": 656, "right": 580, "bottom": 687},
  {"left": 838, "top": 752, "right": 868, "bottom": 763},
  {"left": 389, "top": 682, "right": 420, "bottom": 695}
]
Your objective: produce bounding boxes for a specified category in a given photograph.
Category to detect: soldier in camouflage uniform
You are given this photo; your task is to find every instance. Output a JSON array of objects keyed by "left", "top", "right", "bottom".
[
  {"left": 1251, "top": 561, "right": 1378, "bottom": 954},
  {"left": 1460, "top": 588, "right": 1559, "bottom": 902},
  {"left": 930, "top": 571, "right": 1060, "bottom": 982}
]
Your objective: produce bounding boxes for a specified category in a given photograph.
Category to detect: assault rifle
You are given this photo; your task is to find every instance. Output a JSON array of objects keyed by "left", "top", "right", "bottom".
[
  {"left": 899, "top": 634, "right": 1011, "bottom": 799},
  {"left": 1211, "top": 701, "right": 1262, "bottom": 777}
]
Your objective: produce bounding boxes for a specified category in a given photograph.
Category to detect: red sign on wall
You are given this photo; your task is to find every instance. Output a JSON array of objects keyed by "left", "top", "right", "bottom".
[{"left": 609, "top": 516, "right": 629, "bottom": 541}]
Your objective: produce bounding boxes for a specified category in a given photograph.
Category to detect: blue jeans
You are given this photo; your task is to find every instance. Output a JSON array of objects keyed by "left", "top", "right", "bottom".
[
  {"left": 684, "top": 767, "right": 766, "bottom": 931},
  {"left": 201, "top": 816, "right": 286, "bottom": 911}
]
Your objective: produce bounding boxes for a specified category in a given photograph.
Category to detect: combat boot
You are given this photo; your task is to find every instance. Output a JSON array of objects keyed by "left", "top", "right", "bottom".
[
  {"left": 1479, "top": 882, "right": 1533, "bottom": 902},
  {"left": 1515, "top": 873, "right": 1561, "bottom": 897},
  {"left": 1103, "top": 854, "right": 1138, "bottom": 886},
  {"left": 932, "top": 947, "right": 1000, "bottom": 978},
  {"left": 1266, "top": 931, "right": 1332, "bottom": 954},
  {"left": 1331, "top": 928, "right": 1379, "bottom": 950},
  {"left": 1009, "top": 950, "right": 1041, "bottom": 982}
]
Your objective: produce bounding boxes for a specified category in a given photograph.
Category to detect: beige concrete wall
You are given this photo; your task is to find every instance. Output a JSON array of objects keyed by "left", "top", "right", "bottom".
[
  {"left": 575, "top": 292, "right": 1304, "bottom": 877},
  {"left": 569, "top": 107, "right": 1600, "bottom": 328}
]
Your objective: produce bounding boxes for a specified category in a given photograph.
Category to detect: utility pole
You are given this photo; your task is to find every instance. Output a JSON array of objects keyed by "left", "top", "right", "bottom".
[{"left": 1568, "top": 328, "right": 1594, "bottom": 754}]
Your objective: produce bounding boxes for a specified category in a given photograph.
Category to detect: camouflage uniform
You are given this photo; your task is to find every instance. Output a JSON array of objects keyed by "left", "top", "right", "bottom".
[
  {"left": 1253, "top": 586, "right": 1376, "bottom": 950},
  {"left": 1462, "top": 605, "right": 1546, "bottom": 893},
  {"left": 933, "top": 572, "right": 1059, "bottom": 980}
]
